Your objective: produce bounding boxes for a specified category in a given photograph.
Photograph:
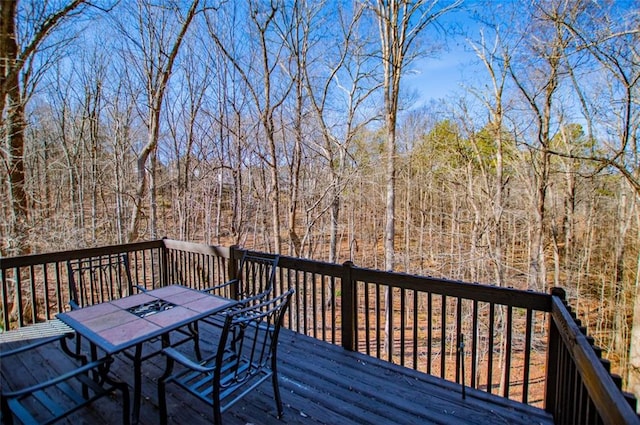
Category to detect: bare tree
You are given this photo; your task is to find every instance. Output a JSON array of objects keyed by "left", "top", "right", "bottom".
[
  {"left": 467, "top": 29, "right": 513, "bottom": 288},
  {"left": 103, "top": 77, "right": 140, "bottom": 245},
  {"left": 301, "top": 2, "right": 378, "bottom": 262},
  {"left": 116, "top": 0, "right": 201, "bottom": 242},
  {"left": 505, "top": 1, "right": 584, "bottom": 292},
  {"left": 164, "top": 42, "right": 210, "bottom": 241},
  {"left": 555, "top": 4, "right": 639, "bottom": 197},
  {"left": 1, "top": 0, "right": 88, "bottom": 255},
  {"left": 206, "top": 0, "right": 294, "bottom": 253},
  {"left": 274, "top": 0, "right": 311, "bottom": 257},
  {"left": 630, "top": 231, "right": 640, "bottom": 408},
  {"left": 548, "top": 1, "right": 639, "bottom": 395},
  {"left": 368, "top": 0, "right": 459, "bottom": 271},
  {"left": 368, "top": 0, "right": 460, "bottom": 361}
]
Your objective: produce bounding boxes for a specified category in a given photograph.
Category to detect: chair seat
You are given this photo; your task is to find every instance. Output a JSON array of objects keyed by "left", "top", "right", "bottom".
[
  {"left": 0, "top": 319, "right": 73, "bottom": 344},
  {"left": 168, "top": 348, "right": 273, "bottom": 410}
]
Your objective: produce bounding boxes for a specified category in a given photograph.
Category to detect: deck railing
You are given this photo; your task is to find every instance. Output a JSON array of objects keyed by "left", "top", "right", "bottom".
[
  {"left": 1, "top": 238, "right": 638, "bottom": 424},
  {"left": 341, "top": 262, "right": 552, "bottom": 404},
  {"left": 0, "top": 240, "right": 165, "bottom": 327}
]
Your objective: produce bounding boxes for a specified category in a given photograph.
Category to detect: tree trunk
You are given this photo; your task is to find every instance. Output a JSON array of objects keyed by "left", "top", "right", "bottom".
[
  {"left": 4, "top": 76, "right": 29, "bottom": 256},
  {"left": 2, "top": 0, "right": 29, "bottom": 256},
  {"left": 267, "top": 127, "right": 281, "bottom": 254},
  {"left": 128, "top": 116, "right": 158, "bottom": 242},
  {"left": 288, "top": 92, "right": 303, "bottom": 257},
  {"left": 628, "top": 234, "right": 640, "bottom": 411},
  {"left": 150, "top": 149, "right": 158, "bottom": 239},
  {"left": 384, "top": 119, "right": 397, "bottom": 271},
  {"left": 612, "top": 187, "right": 633, "bottom": 359},
  {"left": 530, "top": 152, "right": 549, "bottom": 292}
]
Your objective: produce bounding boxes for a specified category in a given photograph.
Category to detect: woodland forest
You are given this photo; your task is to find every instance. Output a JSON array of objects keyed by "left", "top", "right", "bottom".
[{"left": 1, "top": 0, "right": 639, "bottom": 402}]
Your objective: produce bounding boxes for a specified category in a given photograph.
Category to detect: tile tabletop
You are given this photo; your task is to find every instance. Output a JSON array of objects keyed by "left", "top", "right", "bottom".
[{"left": 57, "top": 285, "right": 235, "bottom": 353}]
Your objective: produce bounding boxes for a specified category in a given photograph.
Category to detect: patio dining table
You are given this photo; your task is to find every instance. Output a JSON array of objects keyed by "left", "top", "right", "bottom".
[{"left": 57, "top": 285, "right": 237, "bottom": 424}]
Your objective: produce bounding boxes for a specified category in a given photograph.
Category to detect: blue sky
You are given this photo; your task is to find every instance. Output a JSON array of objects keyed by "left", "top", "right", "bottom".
[
  {"left": 405, "top": 0, "right": 639, "bottom": 107},
  {"left": 402, "top": 3, "right": 483, "bottom": 107},
  {"left": 404, "top": 43, "right": 479, "bottom": 106}
]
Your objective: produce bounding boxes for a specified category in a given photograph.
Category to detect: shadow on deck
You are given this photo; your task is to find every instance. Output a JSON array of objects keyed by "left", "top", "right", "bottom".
[{"left": 1, "top": 324, "right": 552, "bottom": 425}]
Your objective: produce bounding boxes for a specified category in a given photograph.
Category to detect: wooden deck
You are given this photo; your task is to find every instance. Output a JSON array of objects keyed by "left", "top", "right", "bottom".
[{"left": 1, "top": 325, "right": 554, "bottom": 425}]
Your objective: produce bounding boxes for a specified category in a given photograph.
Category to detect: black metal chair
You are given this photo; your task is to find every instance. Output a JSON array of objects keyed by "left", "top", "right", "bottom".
[
  {"left": 66, "top": 253, "right": 145, "bottom": 356},
  {"left": 157, "top": 288, "right": 294, "bottom": 425},
  {"left": 202, "top": 251, "right": 280, "bottom": 308},
  {"left": 198, "top": 252, "right": 280, "bottom": 331},
  {"left": 66, "top": 252, "right": 145, "bottom": 310},
  {"left": 0, "top": 328, "right": 130, "bottom": 425}
]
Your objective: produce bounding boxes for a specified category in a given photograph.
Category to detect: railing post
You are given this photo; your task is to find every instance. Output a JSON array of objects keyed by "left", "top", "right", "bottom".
[
  {"left": 228, "top": 245, "right": 241, "bottom": 299},
  {"left": 341, "top": 261, "right": 356, "bottom": 351},
  {"left": 161, "top": 237, "right": 169, "bottom": 287},
  {"left": 545, "top": 287, "right": 566, "bottom": 417}
]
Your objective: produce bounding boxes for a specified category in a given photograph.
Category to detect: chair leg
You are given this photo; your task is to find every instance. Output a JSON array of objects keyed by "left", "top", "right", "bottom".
[
  {"left": 59, "top": 335, "right": 91, "bottom": 398},
  {"left": 1, "top": 395, "right": 14, "bottom": 425},
  {"left": 271, "top": 368, "right": 284, "bottom": 419},
  {"left": 158, "top": 355, "right": 176, "bottom": 425},
  {"left": 213, "top": 399, "right": 223, "bottom": 425}
]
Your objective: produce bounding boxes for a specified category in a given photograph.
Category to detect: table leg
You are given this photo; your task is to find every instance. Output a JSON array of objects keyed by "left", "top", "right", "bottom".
[
  {"left": 132, "top": 343, "right": 143, "bottom": 424},
  {"left": 88, "top": 343, "right": 100, "bottom": 397}
]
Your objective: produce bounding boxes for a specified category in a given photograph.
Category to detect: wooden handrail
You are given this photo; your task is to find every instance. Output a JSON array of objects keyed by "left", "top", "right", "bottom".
[
  {"left": 547, "top": 290, "right": 640, "bottom": 424},
  {"left": 349, "top": 265, "right": 552, "bottom": 310},
  {"left": 0, "top": 240, "right": 163, "bottom": 269}
]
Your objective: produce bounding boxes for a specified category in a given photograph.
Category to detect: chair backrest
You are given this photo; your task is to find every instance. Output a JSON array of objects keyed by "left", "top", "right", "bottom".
[
  {"left": 214, "top": 288, "right": 294, "bottom": 407},
  {"left": 66, "top": 253, "right": 134, "bottom": 308},
  {"left": 233, "top": 252, "right": 280, "bottom": 302}
]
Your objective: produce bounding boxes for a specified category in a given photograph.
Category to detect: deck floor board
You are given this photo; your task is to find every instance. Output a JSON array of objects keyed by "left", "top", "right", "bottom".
[{"left": 1, "top": 325, "right": 554, "bottom": 425}]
